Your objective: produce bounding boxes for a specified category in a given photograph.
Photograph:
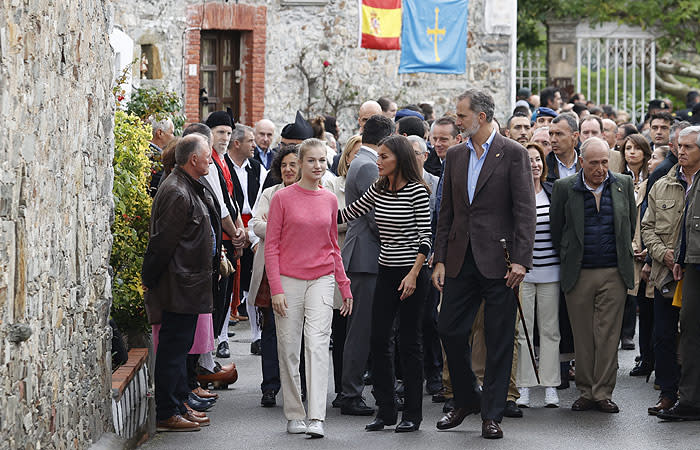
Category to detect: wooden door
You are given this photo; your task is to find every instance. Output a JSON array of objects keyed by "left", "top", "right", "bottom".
[{"left": 200, "top": 31, "right": 241, "bottom": 121}]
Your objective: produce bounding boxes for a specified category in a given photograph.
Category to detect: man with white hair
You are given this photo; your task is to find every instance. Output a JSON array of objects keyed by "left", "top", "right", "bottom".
[
  {"left": 550, "top": 137, "right": 636, "bottom": 414},
  {"left": 148, "top": 116, "right": 175, "bottom": 197},
  {"left": 253, "top": 119, "right": 276, "bottom": 170}
]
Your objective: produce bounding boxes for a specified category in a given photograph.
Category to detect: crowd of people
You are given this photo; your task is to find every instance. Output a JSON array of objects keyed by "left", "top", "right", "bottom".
[{"left": 140, "top": 84, "right": 700, "bottom": 441}]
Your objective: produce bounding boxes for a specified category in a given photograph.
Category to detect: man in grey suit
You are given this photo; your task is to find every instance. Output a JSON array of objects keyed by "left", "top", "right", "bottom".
[{"left": 340, "top": 114, "right": 395, "bottom": 415}]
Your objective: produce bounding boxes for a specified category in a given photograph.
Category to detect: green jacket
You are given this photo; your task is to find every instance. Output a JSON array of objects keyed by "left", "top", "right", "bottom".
[
  {"left": 550, "top": 171, "right": 636, "bottom": 293},
  {"left": 676, "top": 168, "right": 700, "bottom": 264}
]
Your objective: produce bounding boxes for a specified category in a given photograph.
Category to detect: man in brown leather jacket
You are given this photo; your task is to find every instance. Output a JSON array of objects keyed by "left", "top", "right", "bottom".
[{"left": 142, "top": 134, "right": 219, "bottom": 432}]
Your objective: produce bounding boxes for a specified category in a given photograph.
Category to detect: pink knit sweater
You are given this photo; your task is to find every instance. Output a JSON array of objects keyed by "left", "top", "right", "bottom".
[{"left": 264, "top": 183, "right": 352, "bottom": 299}]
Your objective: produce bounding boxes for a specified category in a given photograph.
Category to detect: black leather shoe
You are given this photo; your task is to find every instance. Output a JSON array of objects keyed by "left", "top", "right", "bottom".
[
  {"left": 432, "top": 387, "right": 449, "bottom": 403},
  {"left": 227, "top": 331, "right": 236, "bottom": 338},
  {"left": 395, "top": 419, "right": 420, "bottom": 433},
  {"left": 341, "top": 397, "right": 375, "bottom": 416},
  {"left": 426, "top": 379, "right": 443, "bottom": 395},
  {"left": 503, "top": 400, "right": 523, "bottom": 418},
  {"left": 332, "top": 393, "right": 343, "bottom": 408},
  {"left": 657, "top": 402, "right": 700, "bottom": 421},
  {"left": 482, "top": 419, "right": 503, "bottom": 439},
  {"left": 365, "top": 415, "right": 397, "bottom": 431},
  {"left": 436, "top": 405, "right": 478, "bottom": 430},
  {"left": 621, "top": 336, "right": 635, "bottom": 350},
  {"left": 261, "top": 390, "right": 276, "bottom": 407},
  {"left": 216, "top": 341, "right": 230, "bottom": 359},
  {"left": 630, "top": 361, "right": 653, "bottom": 377},
  {"left": 186, "top": 396, "right": 214, "bottom": 412},
  {"left": 189, "top": 392, "right": 215, "bottom": 405},
  {"left": 250, "top": 339, "right": 262, "bottom": 355},
  {"left": 442, "top": 398, "right": 456, "bottom": 413}
]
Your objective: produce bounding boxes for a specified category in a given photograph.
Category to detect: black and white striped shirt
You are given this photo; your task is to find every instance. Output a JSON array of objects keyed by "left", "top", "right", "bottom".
[
  {"left": 524, "top": 190, "right": 560, "bottom": 283},
  {"left": 340, "top": 182, "right": 431, "bottom": 267}
]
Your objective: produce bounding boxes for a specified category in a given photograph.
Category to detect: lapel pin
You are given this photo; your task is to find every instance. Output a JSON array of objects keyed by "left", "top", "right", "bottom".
[
  {"left": 618, "top": 187, "right": 622, "bottom": 192},
  {"left": 495, "top": 153, "right": 501, "bottom": 158}
]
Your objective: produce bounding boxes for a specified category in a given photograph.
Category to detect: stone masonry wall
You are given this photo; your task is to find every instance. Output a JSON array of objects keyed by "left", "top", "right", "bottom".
[
  {"left": 114, "top": 0, "right": 514, "bottom": 142},
  {"left": 0, "top": 1, "right": 114, "bottom": 449}
]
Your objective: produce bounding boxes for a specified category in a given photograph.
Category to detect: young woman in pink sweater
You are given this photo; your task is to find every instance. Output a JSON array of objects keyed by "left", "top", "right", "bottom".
[{"left": 265, "top": 138, "right": 353, "bottom": 438}]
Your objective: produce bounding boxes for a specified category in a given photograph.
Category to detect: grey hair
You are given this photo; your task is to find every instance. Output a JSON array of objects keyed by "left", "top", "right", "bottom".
[
  {"left": 149, "top": 115, "right": 174, "bottom": 136},
  {"left": 670, "top": 120, "right": 691, "bottom": 143},
  {"left": 175, "top": 134, "right": 207, "bottom": 165},
  {"left": 456, "top": 89, "right": 495, "bottom": 122},
  {"left": 406, "top": 135, "right": 427, "bottom": 154},
  {"left": 324, "top": 132, "right": 337, "bottom": 146},
  {"left": 579, "top": 136, "right": 609, "bottom": 159},
  {"left": 552, "top": 114, "right": 579, "bottom": 133},
  {"left": 182, "top": 123, "right": 212, "bottom": 145},
  {"left": 678, "top": 125, "right": 700, "bottom": 147},
  {"left": 231, "top": 124, "right": 253, "bottom": 143}
]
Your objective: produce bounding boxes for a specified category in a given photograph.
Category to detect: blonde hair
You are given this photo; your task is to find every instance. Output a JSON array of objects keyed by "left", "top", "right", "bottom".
[
  {"left": 338, "top": 135, "right": 362, "bottom": 177},
  {"left": 296, "top": 138, "right": 327, "bottom": 181}
]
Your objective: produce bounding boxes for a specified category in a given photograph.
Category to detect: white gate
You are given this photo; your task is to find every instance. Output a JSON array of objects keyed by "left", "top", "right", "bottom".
[
  {"left": 576, "top": 23, "right": 656, "bottom": 123},
  {"left": 517, "top": 49, "right": 547, "bottom": 95}
]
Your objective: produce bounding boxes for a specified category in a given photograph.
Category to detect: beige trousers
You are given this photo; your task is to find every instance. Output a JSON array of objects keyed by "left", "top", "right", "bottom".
[
  {"left": 471, "top": 301, "right": 520, "bottom": 401},
  {"left": 275, "top": 275, "right": 335, "bottom": 421},
  {"left": 565, "top": 268, "right": 626, "bottom": 401},
  {"left": 517, "top": 281, "right": 561, "bottom": 387}
]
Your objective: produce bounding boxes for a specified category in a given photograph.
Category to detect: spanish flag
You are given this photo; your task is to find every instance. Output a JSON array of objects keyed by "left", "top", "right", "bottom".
[{"left": 359, "top": 0, "right": 402, "bottom": 50}]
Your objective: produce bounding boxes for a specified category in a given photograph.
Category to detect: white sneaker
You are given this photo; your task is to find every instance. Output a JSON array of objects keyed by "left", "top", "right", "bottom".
[
  {"left": 287, "top": 419, "right": 307, "bottom": 434},
  {"left": 545, "top": 387, "right": 560, "bottom": 408},
  {"left": 306, "top": 419, "right": 324, "bottom": 438},
  {"left": 516, "top": 387, "right": 530, "bottom": 408}
]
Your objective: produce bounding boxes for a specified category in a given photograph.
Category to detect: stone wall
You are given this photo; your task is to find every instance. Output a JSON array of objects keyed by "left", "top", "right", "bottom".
[
  {"left": 0, "top": 0, "right": 114, "bottom": 448},
  {"left": 113, "top": 0, "right": 515, "bottom": 142}
]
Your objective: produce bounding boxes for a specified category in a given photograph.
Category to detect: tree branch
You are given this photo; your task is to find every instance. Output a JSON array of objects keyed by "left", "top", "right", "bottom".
[{"left": 656, "top": 60, "right": 700, "bottom": 79}]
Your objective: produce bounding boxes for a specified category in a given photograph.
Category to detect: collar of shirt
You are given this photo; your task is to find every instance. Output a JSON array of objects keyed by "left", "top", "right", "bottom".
[
  {"left": 679, "top": 167, "right": 698, "bottom": 196},
  {"left": 256, "top": 145, "right": 270, "bottom": 154},
  {"left": 465, "top": 127, "right": 497, "bottom": 156},
  {"left": 360, "top": 145, "right": 378, "bottom": 158},
  {"left": 230, "top": 157, "right": 251, "bottom": 170},
  {"left": 583, "top": 171, "right": 610, "bottom": 194},
  {"left": 554, "top": 151, "right": 577, "bottom": 170}
]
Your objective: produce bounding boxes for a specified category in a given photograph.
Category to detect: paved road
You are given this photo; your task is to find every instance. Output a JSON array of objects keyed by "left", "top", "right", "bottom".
[{"left": 142, "top": 322, "right": 700, "bottom": 450}]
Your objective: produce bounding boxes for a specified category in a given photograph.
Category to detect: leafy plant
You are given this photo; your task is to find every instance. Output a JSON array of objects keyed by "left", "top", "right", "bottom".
[
  {"left": 126, "top": 87, "right": 187, "bottom": 135},
  {"left": 111, "top": 110, "right": 153, "bottom": 334}
]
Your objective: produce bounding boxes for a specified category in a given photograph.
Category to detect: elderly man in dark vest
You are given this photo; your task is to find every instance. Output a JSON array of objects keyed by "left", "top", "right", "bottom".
[
  {"left": 549, "top": 136, "right": 636, "bottom": 414},
  {"left": 142, "top": 134, "right": 219, "bottom": 432}
]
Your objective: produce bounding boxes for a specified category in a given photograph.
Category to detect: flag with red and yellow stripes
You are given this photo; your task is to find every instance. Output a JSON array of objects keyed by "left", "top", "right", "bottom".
[{"left": 359, "top": 0, "right": 402, "bottom": 50}]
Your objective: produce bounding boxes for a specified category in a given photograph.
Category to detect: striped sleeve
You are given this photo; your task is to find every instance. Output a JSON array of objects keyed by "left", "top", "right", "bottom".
[
  {"left": 339, "top": 182, "right": 377, "bottom": 223},
  {"left": 412, "top": 184, "right": 432, "bottom": 256}
]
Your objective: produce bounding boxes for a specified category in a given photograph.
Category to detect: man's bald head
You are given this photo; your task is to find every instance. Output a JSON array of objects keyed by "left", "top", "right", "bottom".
[
  {"left": 254, "top": 119, "right": 275, "bottom": 151},
  {"left": 602, "top": 118, "right": 618, "bottom": 150},
  {"left": 358, "top": 101, "right": 383, "bottom": 132}
]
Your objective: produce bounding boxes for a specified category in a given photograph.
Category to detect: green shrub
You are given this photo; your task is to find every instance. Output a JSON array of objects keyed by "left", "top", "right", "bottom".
[
  {"left": 126, "top": 87, "right": 186, "bottom": 135},
  {"left": 111, "top": 110, "right": 153, "bottom": 334}
]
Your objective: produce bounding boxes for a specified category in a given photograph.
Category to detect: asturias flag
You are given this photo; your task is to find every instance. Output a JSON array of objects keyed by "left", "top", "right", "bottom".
[
  {"left": 399, "top": 0, "right": 469, "bottom": 74},
  {"left": 359, "top": 0, "right": 402, "bottom": 50}
]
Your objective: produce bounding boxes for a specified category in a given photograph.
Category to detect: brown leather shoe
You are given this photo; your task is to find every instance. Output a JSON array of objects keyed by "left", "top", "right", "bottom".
[
  {"left": 436, "top": 405, "right": 479, "bottom": 430},
  {"left": 197, "top": 362, "right": 238, "bottom": 389},
  {"left": 156, "top": 415, "right": 200, "bottom": 432},
  {"left": 482, "top": 419, "right": 503, "bottom": 439},
  {"left": 596, "top": 399, "right": 620, "bottom": 413},
  {"left": 649, "top": 396, "right": 675, "bottom": 416},
  {"left": 185, "top": 403, "right": 207, "bottom": 418},
  {"left": 571, "top": 397, "right": 596, "bottom": 411},
  {"left": 184, "top": 411, "right": 210, "bottom": 427},
  {"left": 193, "top": 386, "right": 219, "bottom": 399}
]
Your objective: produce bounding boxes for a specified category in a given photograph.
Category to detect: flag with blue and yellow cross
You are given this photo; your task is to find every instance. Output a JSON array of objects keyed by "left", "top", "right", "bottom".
[{"left": 399, "top": 0, "right": 468, "bottom": 74}]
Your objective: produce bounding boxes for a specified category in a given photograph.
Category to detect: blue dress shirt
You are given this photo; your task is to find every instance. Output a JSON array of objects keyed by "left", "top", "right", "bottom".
[{"left": 466, "top": 128, "right": 497, "bottom": 203}]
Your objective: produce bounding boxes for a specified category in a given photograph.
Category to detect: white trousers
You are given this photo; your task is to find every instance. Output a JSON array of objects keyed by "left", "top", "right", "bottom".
[
  {"left": 517, "top": 281, "right": 561, "bottom": 387},
  {"left": 245, "top": 291, "right": 262, "bottom": 342},
  {"left": 275, "top": 275, "right": 334, "bottom": 421}
]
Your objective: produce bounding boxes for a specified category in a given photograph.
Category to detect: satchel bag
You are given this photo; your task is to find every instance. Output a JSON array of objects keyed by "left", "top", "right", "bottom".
[
  {"left": 219, "top": 248, "right": 235, "bottom": 278},
  {"left": 255, "top": 270, "right": 271, "bottom": 308}
]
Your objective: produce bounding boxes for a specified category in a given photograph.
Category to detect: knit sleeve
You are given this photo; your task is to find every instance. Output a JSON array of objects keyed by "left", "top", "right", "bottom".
[
  {"left": 413, "top": 184, "right": 433, "bottom": 257},
  {"left": 264, "top": 191, "right": 285, "bottom": 296},
  {"left": 328, "top": 195, "right": 352, "bottom": 299},
  {"left": 339, "top": 183, "right": 377, "bottom": 223}
]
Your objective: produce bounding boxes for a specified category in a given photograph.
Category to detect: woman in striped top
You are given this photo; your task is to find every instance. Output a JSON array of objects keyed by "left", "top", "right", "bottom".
[
  {"left": 339, "top": 135, "right": 431, "bottom": 433},
  {"left": 516, "top": 142, "right": 562, "bottom": 408}
]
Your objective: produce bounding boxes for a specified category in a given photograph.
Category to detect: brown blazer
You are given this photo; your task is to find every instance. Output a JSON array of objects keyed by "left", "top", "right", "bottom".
[{"left": 434, "top": 132, "right": 536, "bottom": 279}]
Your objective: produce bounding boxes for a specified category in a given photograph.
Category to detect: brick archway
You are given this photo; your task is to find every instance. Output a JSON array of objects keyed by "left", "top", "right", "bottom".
[{"left": 185, "top": 3, "right": 267, "bottom": 125}]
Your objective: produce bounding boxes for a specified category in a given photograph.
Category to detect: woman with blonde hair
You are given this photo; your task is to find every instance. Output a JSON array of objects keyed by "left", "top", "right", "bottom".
[{"left": 265, "top": 138, "right": 353, "bottom": 438}]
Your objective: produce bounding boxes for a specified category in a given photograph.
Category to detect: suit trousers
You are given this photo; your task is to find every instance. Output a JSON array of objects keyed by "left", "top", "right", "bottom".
[
  {"left": 565, "top": 267, "right": 626, "bottom": 401},
  {"left": 371, "top": 265, "right": 427, "bottom": 422},
  {"left": 679, "top": 264, "right": 700, "bottom": 407},
  {"left": 154, "top": 311, "right": 198, "bottom": 421},
  {"left": 517, "top": 281, "right": 561, "bottom": 387},
  {"left": 636, "top": 288, "right": 655, "bottom": 366},
  {"left": 471, "top": 301, "right": 520, "bottom": 402},
  {"left": 621, "top": 294, "right": 637, "bottom": 339},
  {"left": 438, "top": 247, "right": 517, "bottom": 421},
  {"left": 422, "top": 284, "right": 443, "bottom": 383},
  {"left": 331, "top": 310, "right": 348, "bottom": 394},
  {"left": 341, "top": 272, "right": 377, "bottom": 399},
  {"left": 653, "top": 288, "right": 680, "bottom": 401},
  {"left": 275, "top": 275, "right": 334, "bottom": 421},
  {"left": 260, "top": 307, "right": 281, "bottom": 394}
]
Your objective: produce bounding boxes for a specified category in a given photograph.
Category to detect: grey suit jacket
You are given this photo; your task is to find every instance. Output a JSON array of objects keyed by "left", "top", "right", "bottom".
[{"left": 342, "top": 146, "right": 380, "bottom": 274}]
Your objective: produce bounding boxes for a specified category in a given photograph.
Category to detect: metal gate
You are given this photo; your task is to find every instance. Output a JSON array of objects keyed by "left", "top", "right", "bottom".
[{"left": 576, "top": 24, "right": 656, "bottom": 123}]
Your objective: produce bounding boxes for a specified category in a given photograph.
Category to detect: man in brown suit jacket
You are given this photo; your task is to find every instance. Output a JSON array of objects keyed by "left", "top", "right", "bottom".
[{"left": 432, "top": 89, "right": 536, "bottom": 439}]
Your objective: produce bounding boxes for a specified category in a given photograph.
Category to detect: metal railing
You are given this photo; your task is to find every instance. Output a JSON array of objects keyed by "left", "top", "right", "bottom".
[{"left": 517, "top": 50, "right": 547, "bottom": 95}]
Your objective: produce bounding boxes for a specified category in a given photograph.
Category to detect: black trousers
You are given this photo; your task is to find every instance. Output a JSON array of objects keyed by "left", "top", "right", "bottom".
[
  {"left": 155, "top": 311, "right": 198, "bottom": 420},
  {"left": 214, "top": 240, "right": 235, "bottom": 334},
  {"left": 260, "top": 307, "right": 281, "bottom": 393},
  {"left": 637, "top": 282, "right": 655, "bottom": 365},
  {"left": 331, "top": 310, "right": 348, "bottom": 394},
  {"left": 438, "top": 246, "right": 516, "bottom": 422},
  {"left": 654, "top": 288, "right": 680, "bottom": 400},
  {"left": 371, "top": 265, "right": 427, "bottom": 423},
  {"left": 621, "top": 294, "right": 637, "bottom": 339},
  {"left": 422, "top": 283, "right": 443, "bottom": 383}
]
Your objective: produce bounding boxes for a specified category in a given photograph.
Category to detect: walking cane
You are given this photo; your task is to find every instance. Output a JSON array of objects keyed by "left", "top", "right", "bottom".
[{"left": 500, "top": 239, "right": 540, "bottom": 385}]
